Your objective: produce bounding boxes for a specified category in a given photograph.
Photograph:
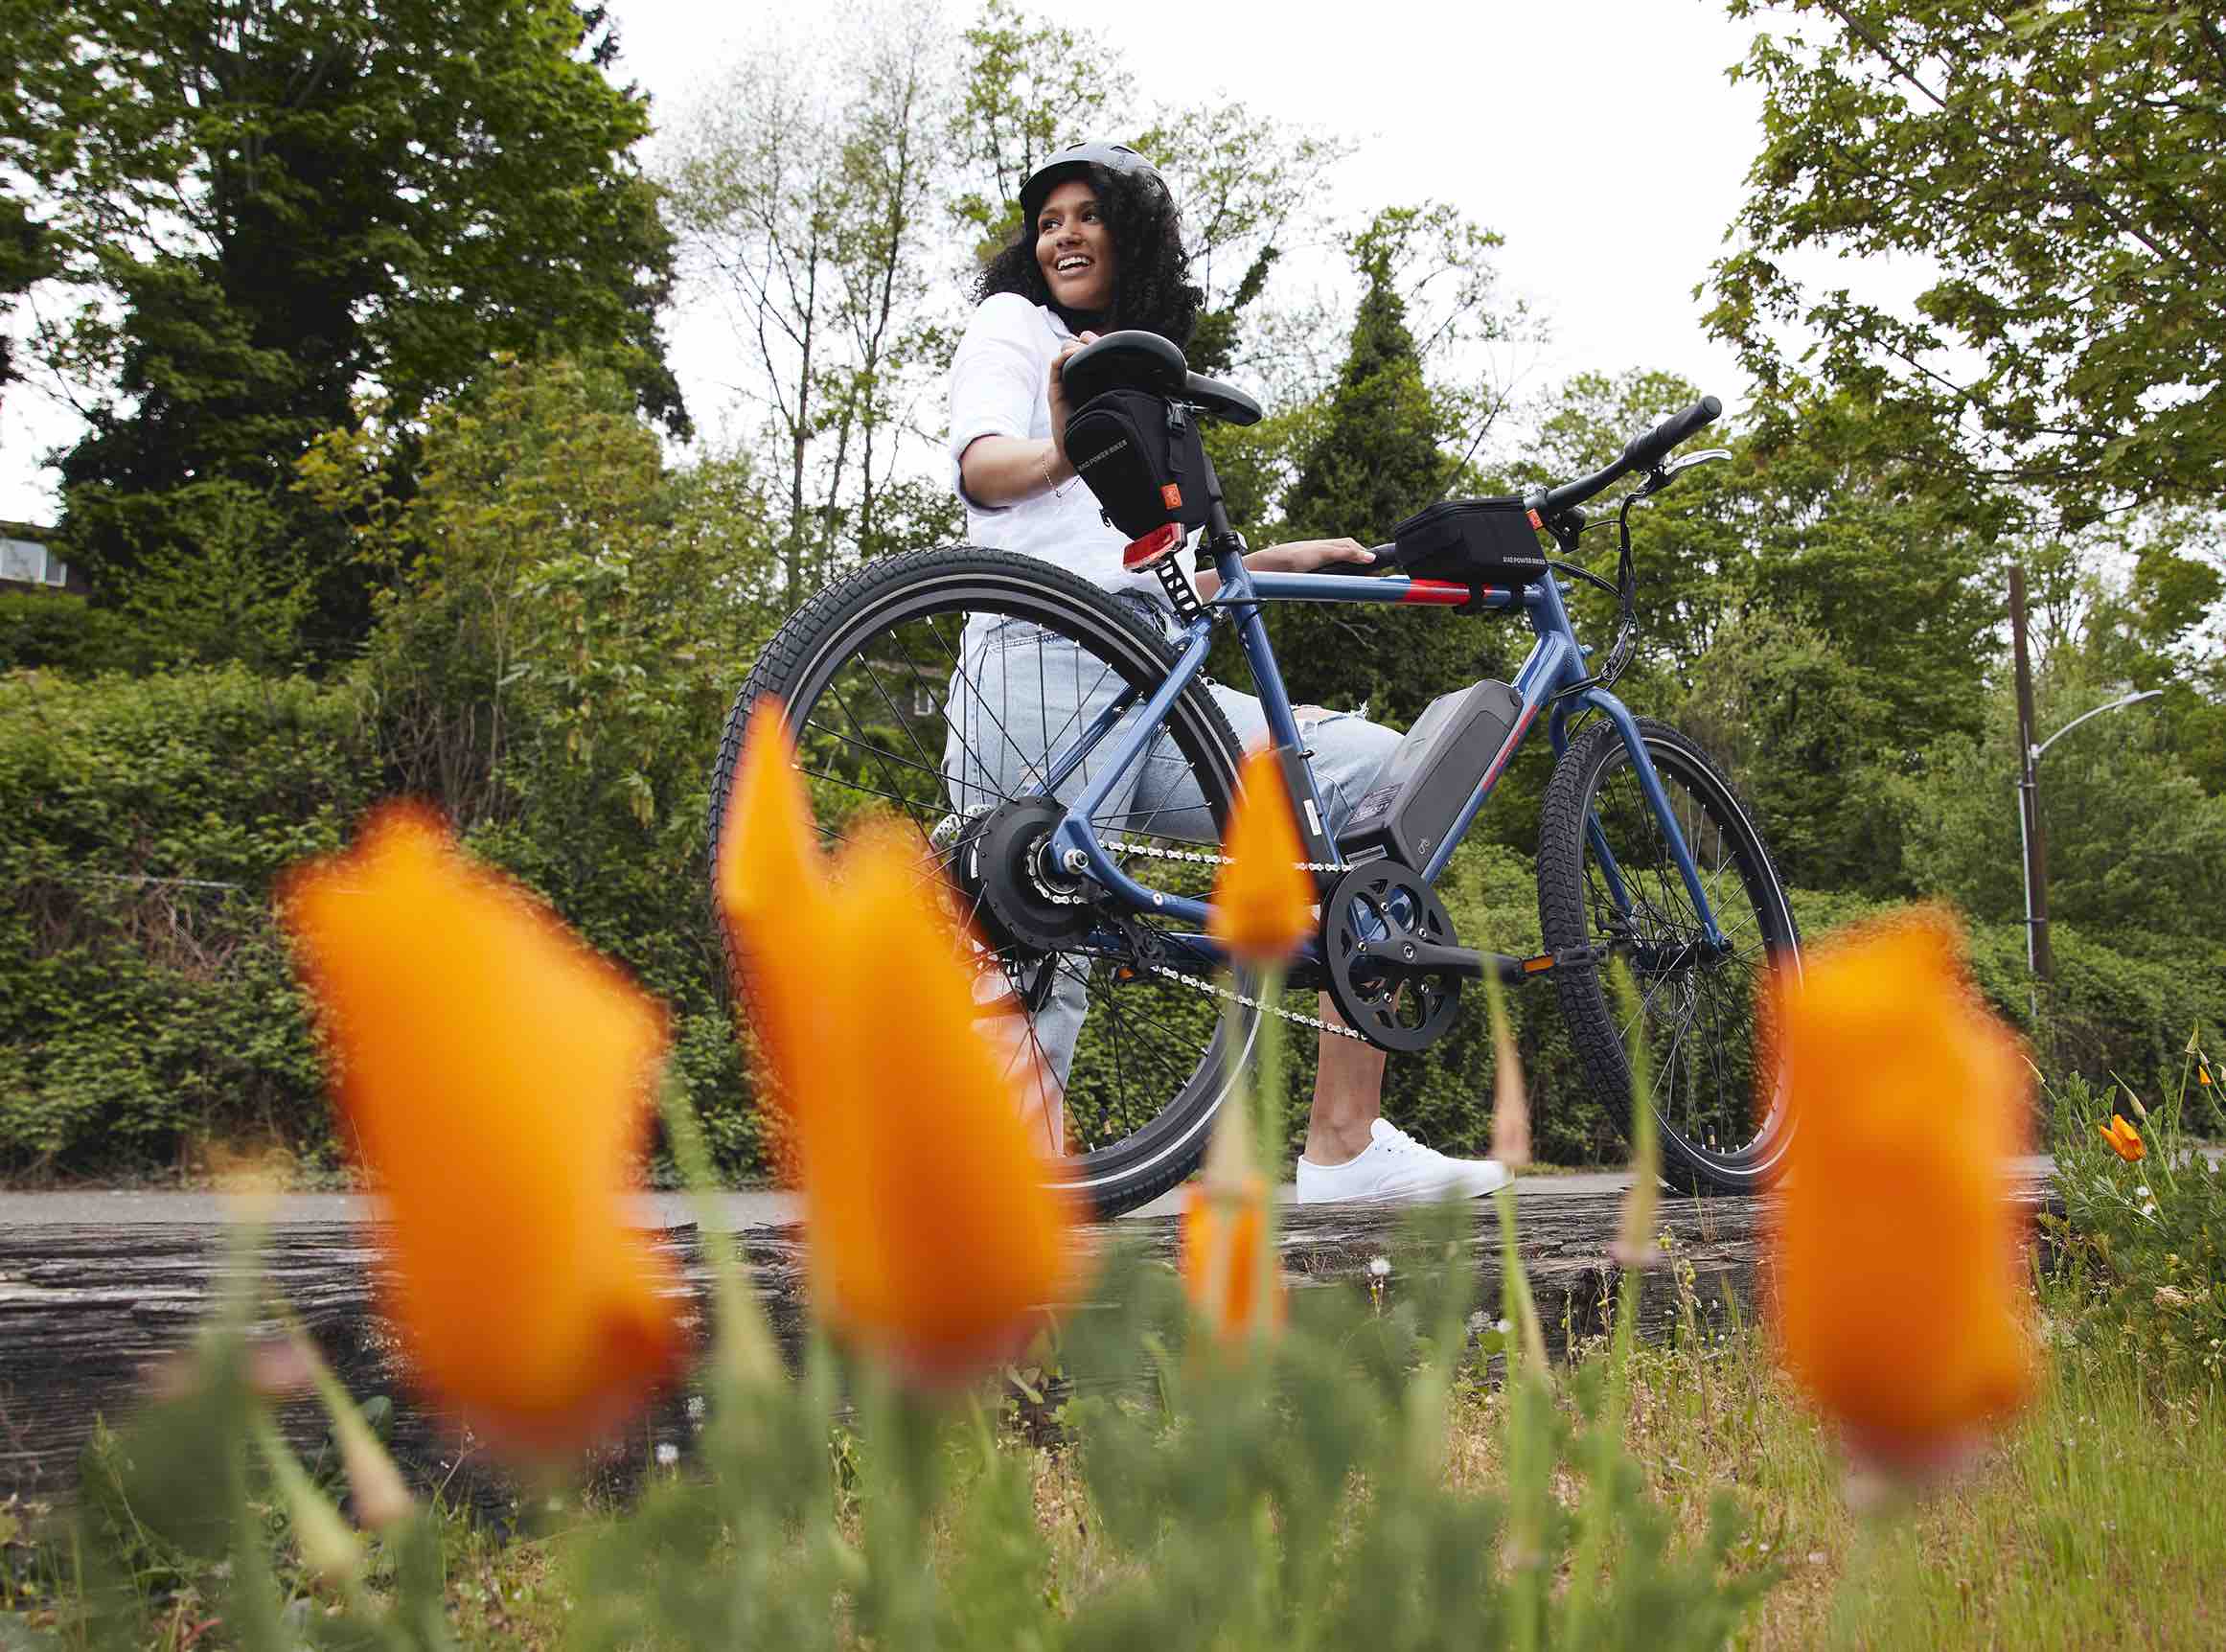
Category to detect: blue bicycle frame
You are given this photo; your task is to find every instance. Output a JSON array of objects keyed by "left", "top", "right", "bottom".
[{"left": 1041, "top": 535, "right": 1729, "bottom": 978}]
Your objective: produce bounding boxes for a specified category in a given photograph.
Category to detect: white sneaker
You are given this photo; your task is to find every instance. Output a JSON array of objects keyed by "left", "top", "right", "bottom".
[{"left": 1294, "top": 1118, "right": 1510, "bottom": 1205}]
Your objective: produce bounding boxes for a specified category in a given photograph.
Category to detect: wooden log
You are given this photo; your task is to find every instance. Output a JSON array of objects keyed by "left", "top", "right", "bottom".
[{"left": 0, "top": 1181, "right": 2052, "bottom": 1507}]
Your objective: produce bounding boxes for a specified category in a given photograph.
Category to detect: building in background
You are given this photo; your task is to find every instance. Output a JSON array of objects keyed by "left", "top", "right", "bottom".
[{"left": 0, "top": 523, "right": 82, "bottom": 597}]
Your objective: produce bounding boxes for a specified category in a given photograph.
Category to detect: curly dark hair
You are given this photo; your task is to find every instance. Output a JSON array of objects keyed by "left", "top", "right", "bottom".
[{"left": 975, "top": 163, "right": 1203, "bottom": 346}]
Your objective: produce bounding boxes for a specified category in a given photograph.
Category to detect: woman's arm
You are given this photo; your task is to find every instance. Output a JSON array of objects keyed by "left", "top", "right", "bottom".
[
  {"left": 1195, "top": 538, "right": 1376, "bottom": 603},
  {"left": 957, "top": 434, "right": 1072, "bottom": 507},
  {"left": 957, "top": 332, "right": 1098, "bottom": 507}
]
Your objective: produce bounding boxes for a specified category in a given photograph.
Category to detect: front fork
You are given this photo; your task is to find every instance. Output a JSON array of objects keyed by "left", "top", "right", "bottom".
[{"left": 1548, "top": 689, "right": 1727, "bottom": 952}]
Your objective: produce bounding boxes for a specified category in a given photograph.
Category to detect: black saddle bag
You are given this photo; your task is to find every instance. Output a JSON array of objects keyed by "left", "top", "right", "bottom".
[
  {"left": 1387, "top": 498, "right": 1550, "bottom": 586},
  {"left": 1063, "top": 388, "right": 1213, "bottom": 542}
]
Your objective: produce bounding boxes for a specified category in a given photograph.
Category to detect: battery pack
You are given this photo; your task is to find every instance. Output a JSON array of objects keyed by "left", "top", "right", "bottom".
[{"left": 1337, "top": 679, "right": 1522, "bottom": 867}]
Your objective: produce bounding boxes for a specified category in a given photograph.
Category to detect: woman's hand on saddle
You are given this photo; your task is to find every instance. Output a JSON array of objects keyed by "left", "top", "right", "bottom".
[
  {"left": 1246, "top": 538, "right": 1377, "bottom": 574},
  {"left": 1046, "top": 331, "right": 1101, "bottom": 463}
]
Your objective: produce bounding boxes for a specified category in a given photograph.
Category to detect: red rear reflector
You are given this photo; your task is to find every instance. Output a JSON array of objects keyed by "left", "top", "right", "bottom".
[
  {"left": 1161, "top": 483, "right": 1183, "bottom": 510},
  {"left": 1122, "top": 523, "right": 1182, "bottom": 570}
]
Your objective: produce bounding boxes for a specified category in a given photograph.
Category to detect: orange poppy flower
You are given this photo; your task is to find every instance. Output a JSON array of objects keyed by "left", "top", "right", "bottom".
[
  {"left": 713, "top": 717, "right": 1080, "bottom": 1382},
  {"left": 1768, "top": 911, "right": 2035, "bottom": 1479},
  {"left": 2100, "top": 1113, "right": 2146, "bottom": 1162},
  {"left": 283, "top": 805, "right": 681, "bottom": 1457},
  {"left": 715, "top": 700, "right": 838, "bottom": 1128},
  {"left": 792, "top": 827, "right": 1083, "bottom": 1380},
  {"left": 1180, "top": 1075, "right": 1285, "bottom": 1343},
  {"left": 1208, "top": 746, "right": 1315, "bottom": 963},
  {"left": 1182, "top": 1174, "right": 1284, "bottom": 1342}
]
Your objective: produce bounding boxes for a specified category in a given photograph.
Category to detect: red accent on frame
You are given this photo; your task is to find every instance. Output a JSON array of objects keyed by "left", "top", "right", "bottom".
[
  {"left": 1122, "top": 522, "right": 1182, "bottom": 570},
  {"left": 1476, "top": 700, "right": 1539, "bottom": 794},
  {"left": 1398, "top": 579, "right": 1473, "bottom": 606}
]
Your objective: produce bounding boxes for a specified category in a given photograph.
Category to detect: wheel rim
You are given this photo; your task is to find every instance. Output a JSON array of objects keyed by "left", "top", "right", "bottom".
[
  {"left": 760, "top": 576, "right": 1249, "bottom": 1180},
  {"left": 1578, "top": 741, "right": 1795, "bottom": 1168}
]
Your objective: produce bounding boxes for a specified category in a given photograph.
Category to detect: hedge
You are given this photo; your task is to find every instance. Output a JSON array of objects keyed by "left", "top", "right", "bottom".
[{"left": 4, "top": 666, "right": 2217, "bottom": 1178}]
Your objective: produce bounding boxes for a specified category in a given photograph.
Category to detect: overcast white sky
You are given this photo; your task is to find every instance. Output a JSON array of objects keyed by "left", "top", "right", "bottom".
[{"left": 0, "top": 0, "right": 1801, "bottom": 524}]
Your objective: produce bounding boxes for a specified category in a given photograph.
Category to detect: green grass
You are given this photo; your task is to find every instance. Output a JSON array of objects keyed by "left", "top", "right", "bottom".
[{"left": 10, "top": 1293, "right": 2221, "bottom": 1648}]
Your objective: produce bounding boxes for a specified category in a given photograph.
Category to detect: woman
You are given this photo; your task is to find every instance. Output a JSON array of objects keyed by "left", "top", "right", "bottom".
[{"left": 946, "top": 141, "right": 1505, "bottom": 1205}]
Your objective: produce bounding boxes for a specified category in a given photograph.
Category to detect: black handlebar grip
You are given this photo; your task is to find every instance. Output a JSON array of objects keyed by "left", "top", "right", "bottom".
[
  {"left": 1315, "top": 546, "right": 1392, "bottom": 576},
  {"left": 1619, "top": 395, "right": 1722, "bottom": 475}
]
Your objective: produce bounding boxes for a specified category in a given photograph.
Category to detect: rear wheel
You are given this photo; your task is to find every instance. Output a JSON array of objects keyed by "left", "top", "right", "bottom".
[
  {"left": 707, "top": 545, "right": 1251, "bottom": 1217},
  {"left": 1537, "top": 717, "right": 1801, "bottom": 1193}
]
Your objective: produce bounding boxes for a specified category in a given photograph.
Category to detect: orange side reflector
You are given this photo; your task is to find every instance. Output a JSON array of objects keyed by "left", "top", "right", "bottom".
[{"left": 1521, "top": 953, "right": 1554, "bottom": 974}]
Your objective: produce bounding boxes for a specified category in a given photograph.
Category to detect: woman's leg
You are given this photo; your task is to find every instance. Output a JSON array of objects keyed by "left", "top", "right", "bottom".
[
  {"left": 1131, "top": 689, "right": 1406, "bottom": 1164},
  {"left": 942, "top": 619, "right": 1153, "bottom": 1155}
]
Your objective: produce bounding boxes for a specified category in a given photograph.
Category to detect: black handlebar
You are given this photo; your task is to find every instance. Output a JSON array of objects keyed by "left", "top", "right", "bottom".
[{"left": 1536, "top": 394, "right": 1722, "bottom": 518}]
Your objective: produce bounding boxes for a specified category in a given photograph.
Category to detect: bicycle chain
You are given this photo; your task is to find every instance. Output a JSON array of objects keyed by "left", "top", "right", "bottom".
[
  {"left": 1100, "top": 836, "right": 1366, "bottom": 1041},
  {"left": 1140, "top": 959, "right": 1366, "bottom": 1041},
  {"left": 1101, "top": 834, "right": 1342, "bottom": 874}
]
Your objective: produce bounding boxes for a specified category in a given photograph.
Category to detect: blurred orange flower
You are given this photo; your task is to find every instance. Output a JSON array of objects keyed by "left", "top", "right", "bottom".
[
  {"left": 1182, "top": 1174, "right": 1283, "bottom": 1342},
  {"left": 1181, "top": 1079, "right": 1285, "bottom": 1343},
  {"left": 716, "top": 700, "right": 837, "bottom": 1123},
  {"left": 2100, "top": 1113, "right": 2146, "bottom": 1162},
  {"left": 1768, "top": 911, "right": 2035, "bottom": 1480},
  {"left": 284, "top": 805, "right": 681, "bottom": 1456},
  {"left": 1208, "top": 746, "right": 1315, "bottom": 963},
  {"left": 714, "top": 718, "right": 1080, "bottom": 1382}
]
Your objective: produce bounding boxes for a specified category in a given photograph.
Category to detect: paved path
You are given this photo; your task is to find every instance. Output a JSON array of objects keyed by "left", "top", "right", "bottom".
[{"left": 0, "top": 1158, "right": 2063, "bottom": 1229}]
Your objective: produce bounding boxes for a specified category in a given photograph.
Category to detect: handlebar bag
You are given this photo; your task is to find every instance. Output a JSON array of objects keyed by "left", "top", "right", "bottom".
[
  {"left": 1064, "top": 388, "right": 1213, "bottom": 541},
  {"left": 1388, "top": 499, "right": 1549, "bottom": 587}
]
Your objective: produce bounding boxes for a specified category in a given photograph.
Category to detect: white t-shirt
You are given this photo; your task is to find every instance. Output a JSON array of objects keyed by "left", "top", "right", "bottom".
[{"left": 947, "top": 292, "right": 1172, "bottom": 614}]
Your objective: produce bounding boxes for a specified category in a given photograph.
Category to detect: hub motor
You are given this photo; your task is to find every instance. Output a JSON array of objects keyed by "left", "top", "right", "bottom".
[{"left": 947, "top": 796, "right": 1095, "bottom": 954}]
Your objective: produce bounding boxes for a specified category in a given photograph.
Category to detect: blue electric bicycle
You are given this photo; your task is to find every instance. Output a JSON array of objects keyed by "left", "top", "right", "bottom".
[{"left": 709, "top": 333, "right": 1801, "bottom": 1215}]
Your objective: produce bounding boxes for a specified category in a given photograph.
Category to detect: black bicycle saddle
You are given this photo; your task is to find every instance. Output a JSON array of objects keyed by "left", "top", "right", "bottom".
[{"left": 1059, "top": 330, "right": 1264, "bottom": 427}]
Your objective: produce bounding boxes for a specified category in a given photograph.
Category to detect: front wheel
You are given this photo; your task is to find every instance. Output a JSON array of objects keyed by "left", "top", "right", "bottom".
[
  {"left": 1537, "top": 717, "right": 1801, "bottom": 1194},
  {"left": 706, "top": 545, "right": 1253, "bottom": 1218}
]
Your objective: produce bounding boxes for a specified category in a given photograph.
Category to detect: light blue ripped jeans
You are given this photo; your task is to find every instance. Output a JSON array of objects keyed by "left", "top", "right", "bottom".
[{"left": 943, "top": 592, "right": 1402, "bottom": 1091}]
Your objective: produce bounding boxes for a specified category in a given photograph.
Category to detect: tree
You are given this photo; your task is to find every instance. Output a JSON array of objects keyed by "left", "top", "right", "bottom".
[
  {"left": 1710, "top": 0, "right": 2226, "bottom": 519},
  {"left": 301, "top": 356, "right": 773, "bottom": 843},
  {"left": 1273, "top": 213, "right": 1483, "bottom": 724},
  {"left": 1885, "top": 665, "right": 2226, "bottom": 940},
  {"left": 5, "top": 0, "right": 682, "bottom": 646},
  {"left": 662, "top": 5, "right": 948, "bottom": 602},
  {"left": 0, "top": 193, "right": 51, "bottom": 389}
]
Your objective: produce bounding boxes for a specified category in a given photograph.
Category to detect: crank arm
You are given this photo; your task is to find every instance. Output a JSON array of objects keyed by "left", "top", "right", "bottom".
[{"left": 1350, "top": 939, "right": 1529, "bottom": 985}]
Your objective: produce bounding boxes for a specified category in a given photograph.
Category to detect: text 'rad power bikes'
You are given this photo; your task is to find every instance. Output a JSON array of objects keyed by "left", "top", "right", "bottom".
[{"left": 710, "top": 331, "right": 1801, "bottom": 1217}]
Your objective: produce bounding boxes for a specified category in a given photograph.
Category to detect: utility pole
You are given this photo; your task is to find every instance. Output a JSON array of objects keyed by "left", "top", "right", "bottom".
[{"left": 2008, "top": 563, "right": 2053, "bottom": 980}]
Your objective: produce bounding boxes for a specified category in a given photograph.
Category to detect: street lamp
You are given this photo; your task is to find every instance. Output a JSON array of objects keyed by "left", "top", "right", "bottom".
[{"left": 2016, "top": 688, "right": 2164, "bottom": 979}]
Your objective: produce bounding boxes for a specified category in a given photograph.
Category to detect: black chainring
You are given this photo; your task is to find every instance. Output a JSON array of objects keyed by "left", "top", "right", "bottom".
[{"left": 1320, "top": 860, "right": 1464, "bottom": 1053}]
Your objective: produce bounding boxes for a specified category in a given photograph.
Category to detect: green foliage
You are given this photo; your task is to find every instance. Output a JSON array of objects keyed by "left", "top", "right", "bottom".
[
  {"left": 2046, "top": 1047, "right": 2226, "bottom": 1388},
  {"left": 7, "top": 0, "right": 682, "bottom": 647},
  {"left": 1883, "top": 672, "right": 2226, "bottom": 938},
  {"left": 0, "top": 593, "right": 144, "bottom": 676},
  {"left": 1667, "top": 614, "right": 1899, "bottom": 890},
  {"left": 1710, "top": 0, "right": 2226, "bottom": 517},
  {"left": 0, "top": 665, "right": 373, "bottom": 1171}
]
